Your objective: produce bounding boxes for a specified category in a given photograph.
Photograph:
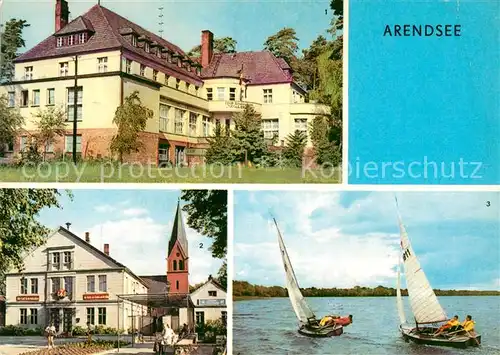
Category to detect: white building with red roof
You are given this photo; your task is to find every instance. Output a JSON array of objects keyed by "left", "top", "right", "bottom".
[{"left": 1, "top": 0, "right": 329, "bottom": 165}]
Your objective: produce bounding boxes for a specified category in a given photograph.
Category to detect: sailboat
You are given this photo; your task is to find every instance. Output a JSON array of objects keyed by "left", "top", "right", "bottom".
[
  {"left": 273, "top": 217, "right": 344, "bottom": 337},
  {"left": 395, "top": 199, "right": 481, "bottom": 348}
]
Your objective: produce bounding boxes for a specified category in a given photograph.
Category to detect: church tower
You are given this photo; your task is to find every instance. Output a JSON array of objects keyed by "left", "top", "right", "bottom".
[{"left": 166, "top": 200, "right": 189, "bottom": 294}]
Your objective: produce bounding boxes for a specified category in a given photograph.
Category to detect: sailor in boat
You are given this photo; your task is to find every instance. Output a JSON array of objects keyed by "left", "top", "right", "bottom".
[
  {"left": 461, "top": 315, "right": 476, "bottom": 334},
  {"left": 333, "top": 315, "right": 353, "bottom": 327},
  {"left": 434, "top": 315, "right": 460, "bottom": 336},
  {"left": 318, "top": 315, "right": 340, "bottom": 327}
]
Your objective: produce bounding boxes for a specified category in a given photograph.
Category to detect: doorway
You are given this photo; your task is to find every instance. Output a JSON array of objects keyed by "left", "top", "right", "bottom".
[
  {"left": 63, "top": 308, "right": 73, "bottom": 333},
  {"left": 175, "top": 146, "right": 185, "bottom": 166},
  {"left": 49, "top": 309, "right": 61, "bottom": 332}
]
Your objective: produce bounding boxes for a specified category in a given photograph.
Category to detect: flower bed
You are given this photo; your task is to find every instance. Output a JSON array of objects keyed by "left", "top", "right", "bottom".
[{"left": 17, "top": 340, "right": 130, "bottom": 355}]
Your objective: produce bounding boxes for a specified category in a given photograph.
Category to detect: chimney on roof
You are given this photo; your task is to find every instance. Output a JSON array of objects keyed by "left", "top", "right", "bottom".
[
  {"left": 104, "top": 243, "right": 110, "bottom": 256},
  {"left": 55, "top": 0, "right": 69, "bottom": 32},
  {"left": 65, "top": 222, "right": 71, "bottom": 230},
  {"left": 201, "top": 30, "right": 213, "bottom": 68},
  {"left": 85, "top": 232, "right": 90, "bottom": 243}
]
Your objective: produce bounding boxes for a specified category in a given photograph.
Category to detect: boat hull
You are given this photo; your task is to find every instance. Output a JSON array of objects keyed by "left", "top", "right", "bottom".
[
  {"left": 298, "top": 324, "right": 343, "bottom": 337},
  {"left": 401, "top": 326, "right": 481, "bottom": 349}
]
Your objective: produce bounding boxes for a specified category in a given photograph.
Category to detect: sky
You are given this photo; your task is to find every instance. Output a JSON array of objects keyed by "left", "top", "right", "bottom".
[
  {"left": 38, "top": 189, "right": 223, "bottom": 284},
  {"left": 1, "top": 0, "right": 332, "bottom": 54},
  {"left": 234, "top": 191, "right": 500, "bottom": 291}
]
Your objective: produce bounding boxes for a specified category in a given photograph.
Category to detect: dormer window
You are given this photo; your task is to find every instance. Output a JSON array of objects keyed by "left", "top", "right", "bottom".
[
  {"left": 68, "top": 35, "right": 74, "bottom": 46},
  {"left": 132, "top": 35, "right": 137, "bottom": 47},
  {"left": 145, "top": 42, "right": 150, "bottom": 53},
  {"left": 57, "top": 37, "right": 63, "bottom": 47},
  {"left": 156, "top": 49, "right": 162, "bottom": 58},
  {"left": 78, "top": 33, "right": 87, "bottom": 44},
  {"left": 196, "top": 67, "right": 201, "bottom": 76}
]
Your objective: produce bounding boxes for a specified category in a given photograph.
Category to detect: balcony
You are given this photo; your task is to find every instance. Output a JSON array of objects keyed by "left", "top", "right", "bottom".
[
  {"left": 208, "top": 100, "right": 261, "bottom": 114},
  {"left": 289, "top": 102, "right": 330, "bottom": 115}
]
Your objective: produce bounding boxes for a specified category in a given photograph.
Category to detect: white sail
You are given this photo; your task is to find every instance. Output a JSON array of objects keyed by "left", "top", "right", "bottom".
[
  {"left": 397, "top": 212, "right": 448, "bottom": 324},
  {"left": 273, "top": 218, "right": 315, "bottom": 323},
  {"left": 396, "top": 256, "right": 407, "bottom": 325}
]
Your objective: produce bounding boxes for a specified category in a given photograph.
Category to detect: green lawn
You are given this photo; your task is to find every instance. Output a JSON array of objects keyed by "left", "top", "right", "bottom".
[{"left": 0, "top": 163, "right": 341, "bottom": 183}]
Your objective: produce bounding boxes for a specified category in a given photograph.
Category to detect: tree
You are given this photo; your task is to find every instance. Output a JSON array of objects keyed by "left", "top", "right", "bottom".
[
  {"left": 263, "top": 28, "right": 299, "bottom": 65},
  {"left": 32, "top": 106, "right": 67, "bottom": 161},
  {"left": 0, "top": 94, "right": 24, "bottom": 152},
  {"left": 0, "top": 189, "right": 69, "bottom": 280},
  {"left": 217, "top": 261, "right": 227, "bottom": 289},
  {"left": 297, "top": 35, "right": 329, "bottom": 91},
  {"left": 310, "top": 116, "right": 341, "bottom": 166},
  {"left": 204, "top": 124, "right": 236, "bottom": 165},
  {"left": 0, "top": 19, "right": 30, "bottom": 83},
  {"left": 231, "top": 104, "right": 268, "bottom": 164},
  {"left": 110, "top": 91, "right": 153, "bottom": 163},
  {"left": 187, "top": 37, "right": 237, "bottom": 57},
  {"left": 282, "top": 130, "right": 307, "bottom": 168},
  {"left": 181, "top": 190, "right": 227, "bottom": 259}
]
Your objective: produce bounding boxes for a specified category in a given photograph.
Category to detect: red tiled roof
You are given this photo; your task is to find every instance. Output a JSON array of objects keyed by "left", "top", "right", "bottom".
[
  {"left": 15, "top": 5, "right": 202, "bottom": 85},
  {"left": 201, "top": 50, "right": 294, "bottom": 85},
  {"left": 55, "top": 16, "right": 94, "bottom": 35}
]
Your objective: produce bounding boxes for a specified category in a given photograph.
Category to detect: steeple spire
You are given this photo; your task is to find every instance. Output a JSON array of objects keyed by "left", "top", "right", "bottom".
[{"left": 168, "top": 199, "right": 188, "bottom": 257}]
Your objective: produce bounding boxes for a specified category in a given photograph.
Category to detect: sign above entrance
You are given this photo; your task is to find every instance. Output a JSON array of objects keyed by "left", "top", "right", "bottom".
[
  {"left": 225, "top": 101, "right": 247, "bottom": 110},
  {"left": 83, "top": 293, "right": 109, "bottom": 301},
  {"left": 16, "top": 295, "right": 39, "bottom": 302}
]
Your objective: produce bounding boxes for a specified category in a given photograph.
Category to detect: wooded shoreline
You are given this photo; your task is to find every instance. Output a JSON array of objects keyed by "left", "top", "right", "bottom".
[{"left": 233, "top": 281, "right": 500, "bottom": 298}]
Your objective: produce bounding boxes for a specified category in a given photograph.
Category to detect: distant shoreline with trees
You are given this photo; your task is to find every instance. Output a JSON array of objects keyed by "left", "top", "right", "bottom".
[{"left": 233, "top": 281, "right": 500, "bottom": 299}]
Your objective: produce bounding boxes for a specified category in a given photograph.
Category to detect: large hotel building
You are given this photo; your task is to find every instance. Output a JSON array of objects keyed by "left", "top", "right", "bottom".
[{"left": 1, "top": 0, "right": 329, "bottom": 165}]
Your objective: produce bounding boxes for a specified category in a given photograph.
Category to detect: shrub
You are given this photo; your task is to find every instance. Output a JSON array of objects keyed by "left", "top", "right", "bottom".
[
  {"left": 0, "top": 325, "right": 43, "bottom": 336},
  {"left": 195, "top": 319, "right": 226, "bottom": 343}
]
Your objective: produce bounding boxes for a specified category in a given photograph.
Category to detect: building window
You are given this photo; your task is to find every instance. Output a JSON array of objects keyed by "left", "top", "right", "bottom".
[
  {"left": 51, "top": 277, "right": 60, "bottom": 294},
  {"left": 216, "top": 87, "right": 225, "bottom": 101},
  {"left": 30, "top": 278, "right": 38, "bottom": 294},
  {"left": 173, "top": 260, "right": 177, "bottom": 271},
  {"left": 98, "top": 275, "right": 107, "bottom": 292},
  {"left": 156, "top": 48, "right": 162, "bottom": 58},
  {"left": 145, "top": 42, "right": 150, "bottom": 53},
  {"left": 63, "top": 276, "right": 73, "bottom": 299},
  {"left": 195, "top": 311, "right": 205, "bottom": 325},
  {"left": 30, "top": 309, "right": 38, "bottom": 325},
  {"left": 53, "top": 252, "right": 61, "bottom": 266},
  {"left": 131, "top": 35, "right": 137, "bottom": 47},
  {"left": 20, "top": 309, "right": 28, "bottom": 325},
  {"left": 97, "top": 57, "right": 108, "bottom": 73},
  {"left": 98, "top": 307, "right": 106, "bottom": 325},
  {"left": 262, "top": 119, "right": 279, "bottom": 139},
  {"left": 176, "top": 280, "right": 179, "bottom": 290},
  {"left": 60, "top": 62, "right": 69, "bottom": 76},
  {"left": 189, "top": 113, "right": 197, "bottom": 136},
  {"left": 57, "top": 37, "right": 63, "bottom": 47},
  {"left": 206, "top": 88, "right": 213, "bottom": 101},
  {"left": 47, "top": 89, "right": 55, "bottom": 105},
  {"left": 164, "top": 75, "right": 170, "bottom": 86},
  {"left": 64, "top": 135, "right": 82, "bottom": 153},
  {"left": 167, "top": 53, "right": 172, "bottom": 63},
  {"left": 24, "top": 66, "right": 33, "bottom": 80},
  {"left": 86, "top": 308, "right": 95, "bottom": 325},
  {"left": 179, "top": 260, "right": 184, "bottom": 270},
  {"left": 194, "top": 86, "right": 199, "bottom": 95},
  {"left": 125, "top": 59, "right": 132, "bottom": 74},
  {"left": 67, "top": 87, "right": 83, "bottom": 121},
  {"left": 20, "top": 278, "right": 28, "bottom": 294},
  {"left": 140, "top": 64, "right": 146, "bottom": 76},
  {"left": 20, "top": 136, "right": 27, "bottom": 152},
  {"left": 79, "top": 32, "right": 87, "bottom": 44},
  {"left": 294, "top": 118, "right": 308, "bottom": 135},
  {"left": 20, "top": 90, "right": 28, "bottom": 107},
  {"left": 174, "top": 109, "right": 184, "bottom": 134},
  {"left": 68, "top": 35, "right": 74, "bottom": 46},
  {"left": 87, "top": 275, "right": 95, "bottom": 292},
  {"left": 153, "top": 70, "right": 158, "bottom": 81},
  {"left": 229, "top": 88, "right": 236, "bottom": 101},
  {"left": 63, "top": 251, "right": 72, "bottom": 265},
  {"left": 32, "top": 90, "right": 40, "bottom": 106},
  {"left": 202, "top": 117, "right": 209, "bottom": 136},
  {"left": 159, "top": 104, "right": 169, "bottom": 132},
  {"left": 208, "top": 291, "right": 217, "bottom": 297},
  {"left": 7, "top": 92, "right": 15, "bottom": 107},
  {"left": 175, "top": 79, "right": 180, "bottom": 90},
  {"left": 263, "top": 89, "right": 273, "bottom": 103}
]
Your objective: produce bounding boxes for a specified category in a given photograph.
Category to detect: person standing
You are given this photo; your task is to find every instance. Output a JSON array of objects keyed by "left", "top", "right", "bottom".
[{"left": 45, "top": 322, "right": 56, "bottom": 349}]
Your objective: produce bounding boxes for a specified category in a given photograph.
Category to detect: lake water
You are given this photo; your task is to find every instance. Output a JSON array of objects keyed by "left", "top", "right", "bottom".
[{"left": 233, "top": 296, "right": 500, "bottom": 355}]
